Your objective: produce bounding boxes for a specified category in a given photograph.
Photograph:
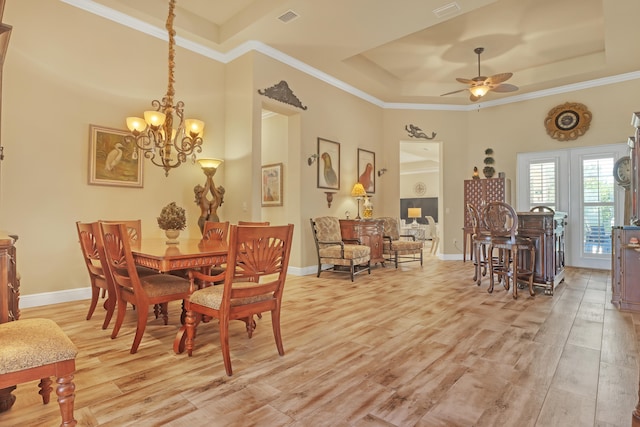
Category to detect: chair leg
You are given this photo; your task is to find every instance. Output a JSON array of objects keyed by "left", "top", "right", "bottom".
[
  {"left": 101, "top": 292, "right": 116, "bottom": 330},
  {"left": 528, "top": 246, "right": 536, "bottom": 297},
  {"left": 512, "top": 247, "right": 518, "bottom": 300},
  {"left": 130, "top": 305, "right": 149, "bottom": 354},
  {"left": 219, "top": 317, "right": 233, "bottom": 376},
  {"left": 55, "top": 373, "right": 77, "bottom": 427},
  {"left": 38, "top": 377, "right": 52, "bottom": 404},
  {"left": 185, "top": 309, "right": 201, "bottom": 357},
  {"left": 111, "top": 299, "right": 128, "bottom": 339},
  {"left": 86, "top": 282, "right": 100, "bottom": 321},
  {"left": 487, "top": 245, "right": 495, "bottom": 293},
  {"left": 271, "top": 307, "right": 285, "bottom": 356},
  {"left": 419, "top": 249, "right": 423, "bottom": 266}
]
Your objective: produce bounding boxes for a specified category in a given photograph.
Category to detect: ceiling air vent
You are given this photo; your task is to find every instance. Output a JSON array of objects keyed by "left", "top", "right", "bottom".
[
  {"left": 433, "top": 2, "right": 460, "bottom": 19},
  {"left": 278, "top": 9, "right": 299, "bottom": 23}
]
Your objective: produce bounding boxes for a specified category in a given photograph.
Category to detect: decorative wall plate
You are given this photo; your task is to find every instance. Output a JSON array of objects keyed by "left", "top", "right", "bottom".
[
  {"left": 414, "top": 181, "right": 426, "bottom": 196},
  {"left": 544, "top": 102, "right": 592, "bottom": 141}
]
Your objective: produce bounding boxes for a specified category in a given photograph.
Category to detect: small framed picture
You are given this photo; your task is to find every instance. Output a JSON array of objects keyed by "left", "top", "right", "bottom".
[
  {"left": 317, "top": 137, "right": 340, "bottom": 190},
  {"left": 261, "top": 163, "right": 283, "bottom": 207},
  {"left": 88, "top": 125, "right": 143, "bottom": 188},
  {"left": 357, "top": 148, "right": 375, "bottom": 193}
]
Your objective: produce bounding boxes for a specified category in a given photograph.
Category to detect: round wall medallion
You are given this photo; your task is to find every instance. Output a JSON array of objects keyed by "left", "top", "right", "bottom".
[
  {"left": 414, "top": 182, "right": 426, "bottom": 196},
  {"left": 544, "top": 102, "right": 592, "bottom": 141}
]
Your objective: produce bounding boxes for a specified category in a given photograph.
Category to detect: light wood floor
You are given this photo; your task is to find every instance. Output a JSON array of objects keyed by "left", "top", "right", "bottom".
[{"left": 3, "top": 256, "right": 639, "bottom": 426}]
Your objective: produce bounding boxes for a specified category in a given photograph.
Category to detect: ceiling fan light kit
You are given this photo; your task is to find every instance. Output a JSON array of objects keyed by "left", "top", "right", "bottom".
[{"left": 441, "top": 47, "right": 518, "bottom": 101}]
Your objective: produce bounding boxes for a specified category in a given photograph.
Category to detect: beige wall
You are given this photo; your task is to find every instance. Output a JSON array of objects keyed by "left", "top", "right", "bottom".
[{"left": 2, "top": 1, "right": 639, "bottom": 303}]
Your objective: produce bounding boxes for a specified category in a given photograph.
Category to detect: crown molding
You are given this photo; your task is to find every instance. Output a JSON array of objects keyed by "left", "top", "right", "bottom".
[{"left": 62, "top": 0, "right": 640, "bottom": 112}]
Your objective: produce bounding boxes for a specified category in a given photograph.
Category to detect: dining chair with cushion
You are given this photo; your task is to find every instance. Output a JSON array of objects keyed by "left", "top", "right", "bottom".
[
  {"left": 484, "top": 202, "right": 536, "bottom": 299},
  {"left": 310, "top": 216, "right": 370, "bottom": 281},
  {"left": 0, "top": 318, "right": 78, "bottom": 426},
  {"left": 76, "top": 221, "right": 115, "bottom": 330},
  {"left": 379, "top": 217, "right": 423, "bottom": 268},
  {"left": 183, "top": 224, "right": 294, "bottom": 376},
  {"left": 98, "top": 222, "right": 192, "bottom": 353}
]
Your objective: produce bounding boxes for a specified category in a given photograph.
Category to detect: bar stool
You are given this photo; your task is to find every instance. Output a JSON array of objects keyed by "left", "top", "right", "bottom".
[
  {"left": 466, "top": 203, "right": 492, "bottom": 286},
  {"left": 484, "top": 202, "right": 536, "bottom": 299}
]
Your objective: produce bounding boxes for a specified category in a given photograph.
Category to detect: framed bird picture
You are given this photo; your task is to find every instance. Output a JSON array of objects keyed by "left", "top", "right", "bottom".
[
  {"left": 317, "top": 137, "right": 340, "bottom": 190},
  {"left": 88, "top": 125, "right": 143, "bottom": 188},
  {"left": 357, "top": 148, "right": 375, "bottom": 193}
]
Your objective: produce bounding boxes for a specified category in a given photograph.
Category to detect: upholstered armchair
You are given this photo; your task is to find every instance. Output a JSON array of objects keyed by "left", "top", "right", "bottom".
[
  {"left": 380, "top": 217, "right": 423, "bottom": 268},
  {"left": 310, "top": 216, "right": 371, "bottom": 281}
]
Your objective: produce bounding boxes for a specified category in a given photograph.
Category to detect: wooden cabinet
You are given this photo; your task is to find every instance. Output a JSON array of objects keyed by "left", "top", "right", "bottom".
[
  {"left": 611, "top": 226, "right": 640, "bottom": 311},
  {"left": 463, "top": 178, "right": 511, "bottom": 261},
  {"left": 517, "top": 211, "right": 567, "bottom": 295},
  {"left": 339, "top": 219, "right": 384, "bottom": 265}
]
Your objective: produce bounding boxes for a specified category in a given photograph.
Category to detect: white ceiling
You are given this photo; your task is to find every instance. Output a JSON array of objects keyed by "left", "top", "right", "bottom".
[{"left": 74, "top": 0, "right": 640, "bottom": 106}]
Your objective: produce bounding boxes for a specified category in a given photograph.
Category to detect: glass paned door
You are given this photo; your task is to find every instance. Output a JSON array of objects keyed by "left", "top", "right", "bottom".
[{"left": 582, "top": 157, "right": 614, "bottom": 255}]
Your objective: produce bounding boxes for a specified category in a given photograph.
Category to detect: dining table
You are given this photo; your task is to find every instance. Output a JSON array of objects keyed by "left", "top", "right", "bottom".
[
  {"left": 130, "top": 237, "right": 228, "bottom": 273},
  {"left": 130, "top": 237, "right": 228, "bottom": 353}
]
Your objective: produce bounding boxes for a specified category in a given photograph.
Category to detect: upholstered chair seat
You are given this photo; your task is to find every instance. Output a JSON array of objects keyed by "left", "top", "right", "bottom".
[{"left": 0, "top": 318, "right": 78, "bottom": 426}]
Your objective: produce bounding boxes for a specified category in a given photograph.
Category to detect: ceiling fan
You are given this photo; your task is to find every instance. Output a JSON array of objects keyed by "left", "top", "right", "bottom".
[{"left": 441, "top": 47, "right": 518, "bottom": 101}]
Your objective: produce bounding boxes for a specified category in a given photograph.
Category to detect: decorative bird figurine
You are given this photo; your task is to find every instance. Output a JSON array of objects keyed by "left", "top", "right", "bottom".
[
  {"left": 321, "top": 152, "right": 338, "bottom": 187},
  {"left": 104, "top": 143, "right": 124, "bottom": 172},
  {"left": 359, "top": 162, "right": 374, "bottom": 192}
]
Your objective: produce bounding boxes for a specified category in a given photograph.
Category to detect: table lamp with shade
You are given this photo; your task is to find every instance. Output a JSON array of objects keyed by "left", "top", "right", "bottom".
[
  {"left": 408, "top": 208, "right": 422, "bottom": 227},
  {"left": 351, "top": 182, "right": 367, "bottom": 219}
]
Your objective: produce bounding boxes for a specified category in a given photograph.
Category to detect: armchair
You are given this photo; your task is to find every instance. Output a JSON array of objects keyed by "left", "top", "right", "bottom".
[
  {"left": 310, "top": 216, "right": 371, "bottom": 281},
  {"left": 379, "top": 217, "right": 423, "bottom": 268}
]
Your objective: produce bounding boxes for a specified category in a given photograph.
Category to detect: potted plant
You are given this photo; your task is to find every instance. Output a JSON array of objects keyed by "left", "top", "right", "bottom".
[
  {"left": 157, "top": 202, "right": 187, "bottom": 243},
  {"left": 483, "top": 148, "right": 495, "bottom": 178}
]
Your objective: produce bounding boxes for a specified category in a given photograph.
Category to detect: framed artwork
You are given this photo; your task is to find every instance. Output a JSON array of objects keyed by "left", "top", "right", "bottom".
[
  {"left": 88, "top": 125, "right": 143, "bottom": 188},
  {"left": 357, "top": 148, "right": 375, "bottom": 193},
  {"left": 261, "top": 163, "right": 283, "bottom": 207},
  {"left": 317, "top": 137, "right": 340, "bottom": 190}
]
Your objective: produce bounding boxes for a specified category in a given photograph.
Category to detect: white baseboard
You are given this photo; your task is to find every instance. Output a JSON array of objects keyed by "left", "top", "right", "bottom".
[{"left": 20, "top": 287, "right": 92, "bottom": 309}]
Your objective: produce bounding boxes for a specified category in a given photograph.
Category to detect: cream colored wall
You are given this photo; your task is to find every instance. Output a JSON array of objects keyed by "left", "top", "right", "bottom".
[
  {"left": 2, "top": 2, "right": 225, "bottom": 297},
  {"left": 2, "top": 1, "right": 640, "bottom": 301}
]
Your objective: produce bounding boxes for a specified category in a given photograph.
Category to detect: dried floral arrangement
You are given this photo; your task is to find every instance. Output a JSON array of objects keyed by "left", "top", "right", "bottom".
[{"left": 157, "top": 202, "right": 187, "bottom": 230}]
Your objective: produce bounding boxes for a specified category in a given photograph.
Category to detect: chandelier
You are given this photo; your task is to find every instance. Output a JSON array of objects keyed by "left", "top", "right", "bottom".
[{"left": 124, "top": 0, "right": 204, "bottom": 176}]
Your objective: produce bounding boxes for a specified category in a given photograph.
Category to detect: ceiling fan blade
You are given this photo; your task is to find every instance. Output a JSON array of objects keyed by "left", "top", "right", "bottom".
[
  {"left": 485, "top": 72, "right": 513, "bottom": 85},
  {"left": 491, "top": 83, "right": 519, "bottom": 93},
  {"left": 441, "top": 88, "right": 469, "bottom": 96},
  {"left": 456, "top": 77, "right": 474, "bottom": 84}
]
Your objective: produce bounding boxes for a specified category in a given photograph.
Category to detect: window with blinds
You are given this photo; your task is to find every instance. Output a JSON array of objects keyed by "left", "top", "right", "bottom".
[
  {"left": 529, "top": 161, "right": 556, "bottom": 210},
  {"left": 583, "top": 157, "right": 614, "bottom": 255}
]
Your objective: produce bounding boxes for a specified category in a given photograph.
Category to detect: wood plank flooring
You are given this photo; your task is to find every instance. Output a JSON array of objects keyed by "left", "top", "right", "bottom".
[{"left": 2, "top": 256, "right": 639, "bottom": 426}]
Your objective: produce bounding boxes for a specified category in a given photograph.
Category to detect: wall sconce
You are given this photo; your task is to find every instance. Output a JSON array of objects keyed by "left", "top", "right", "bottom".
[
  {"left": 307, "top": 153, "right": 318, "bottom": 165},
  {"left": 324, "top": 191, "right": 335, "bottom": 208},
  {"left": 377, "top": 168, "right": 387, "bottom": 177},
  {"left": 194, "top": 158, "right": 225, "bottom": 233}
]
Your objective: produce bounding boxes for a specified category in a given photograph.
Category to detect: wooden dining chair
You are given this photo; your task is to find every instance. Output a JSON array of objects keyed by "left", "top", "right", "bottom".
[
  {"left": 202, "top": 221, "right": 229, "bottom": 241},
  {"left": 237, "top": 221, "right": 270, "bottom": 226},
  {"left": 76, "top": 221, "right": 115, "bottom": 329},
  {"left": 98, "top": 222, "right": 191, "bottom": 353},
  {"left": 183, "top": 224, "right": 294, "bottom": 376},
  {"left": 466, "top": 204, "right": 492, "bottom": 287}
]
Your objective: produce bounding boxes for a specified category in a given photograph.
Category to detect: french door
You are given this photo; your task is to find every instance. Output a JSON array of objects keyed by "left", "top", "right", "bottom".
[{"left": 517, "top": 143, "right": 627, "bottom": 269}]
